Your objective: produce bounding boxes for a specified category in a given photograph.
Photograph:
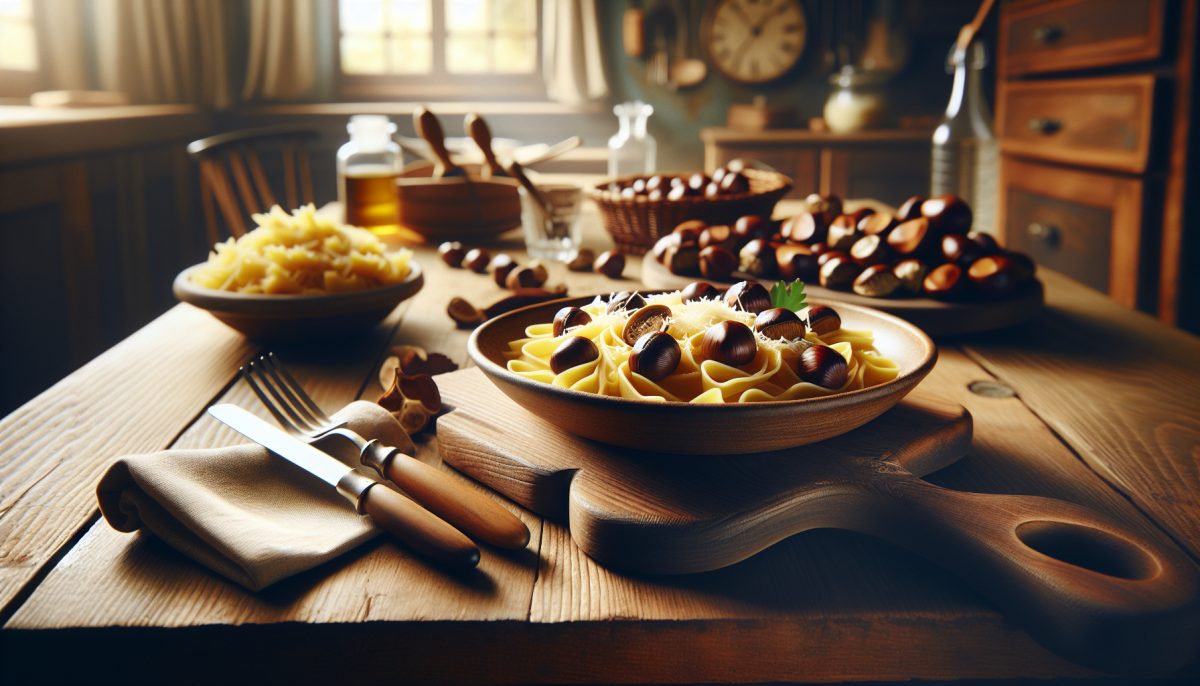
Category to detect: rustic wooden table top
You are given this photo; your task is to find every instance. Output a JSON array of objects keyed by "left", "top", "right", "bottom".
[{"left": 1, "top": 196, "right": 1198, "bottom": 685}]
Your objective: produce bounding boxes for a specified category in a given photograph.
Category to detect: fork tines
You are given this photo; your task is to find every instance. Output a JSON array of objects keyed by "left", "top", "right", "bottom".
[{"left": 240, "top": 352, "right": 331, "bottom": 435}]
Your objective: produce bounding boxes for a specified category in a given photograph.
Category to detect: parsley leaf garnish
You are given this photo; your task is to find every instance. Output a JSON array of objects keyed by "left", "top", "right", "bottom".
[{"left": 769, "top": 279, "right": 808, "bottom": 312}]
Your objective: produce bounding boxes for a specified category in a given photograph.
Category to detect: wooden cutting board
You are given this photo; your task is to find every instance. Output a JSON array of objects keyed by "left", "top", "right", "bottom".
[{"left": 434, "top": 368, "right": 1200, "bottom": 673}]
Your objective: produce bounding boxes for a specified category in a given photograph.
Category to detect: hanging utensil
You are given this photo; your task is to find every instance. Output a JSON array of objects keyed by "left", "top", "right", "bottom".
[{"left": 669, "top": 0, "right": 707, "bottom": 89}]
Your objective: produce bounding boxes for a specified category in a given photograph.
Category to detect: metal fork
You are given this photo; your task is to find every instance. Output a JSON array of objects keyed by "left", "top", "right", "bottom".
[{"left": 241, "top": 353, "right": 530, "bottom": 550}]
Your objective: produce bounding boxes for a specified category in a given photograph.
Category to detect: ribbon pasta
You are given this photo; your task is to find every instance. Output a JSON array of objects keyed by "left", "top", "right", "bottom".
[{"left": 506, "top": 293, "right": 899, "bottom": 404}]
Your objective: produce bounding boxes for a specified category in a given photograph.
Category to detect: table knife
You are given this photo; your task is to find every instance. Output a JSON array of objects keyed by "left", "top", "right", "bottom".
[{"left": 208, "top": 404, "right": 479, "bottom": 570}]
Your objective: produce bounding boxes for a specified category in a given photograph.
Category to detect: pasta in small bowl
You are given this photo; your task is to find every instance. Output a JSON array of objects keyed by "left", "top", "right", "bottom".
[
  {"left": 468, "top": 280, "right": 936, "bottom": 454},
  {"left": 173, "top": 205, "right": 423, "bottom": 338}
]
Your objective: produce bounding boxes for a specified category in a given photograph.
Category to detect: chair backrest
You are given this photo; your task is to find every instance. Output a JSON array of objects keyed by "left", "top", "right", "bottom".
[{"left": 187, "top": 125, "right": 321, "bottom": 244}]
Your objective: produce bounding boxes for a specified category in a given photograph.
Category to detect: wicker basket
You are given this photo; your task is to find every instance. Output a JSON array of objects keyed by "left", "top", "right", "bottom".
[{"left": 588, "top": 168, "right": 793, "bottom": 254}]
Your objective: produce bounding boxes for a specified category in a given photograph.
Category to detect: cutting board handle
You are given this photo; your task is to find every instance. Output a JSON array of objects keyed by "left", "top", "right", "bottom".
[{"left": 855, "top": 463, "right": 1200, "bottom": 674}]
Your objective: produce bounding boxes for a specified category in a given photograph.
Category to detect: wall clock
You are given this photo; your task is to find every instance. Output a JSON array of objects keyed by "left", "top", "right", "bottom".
[{"left": 701, "top": 0, "right": 807, "bottom": 85}]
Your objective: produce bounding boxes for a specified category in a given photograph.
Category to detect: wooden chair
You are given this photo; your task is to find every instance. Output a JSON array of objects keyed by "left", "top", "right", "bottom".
[{"left": 186, "top": 125, "right": 321, "bottom": 244}]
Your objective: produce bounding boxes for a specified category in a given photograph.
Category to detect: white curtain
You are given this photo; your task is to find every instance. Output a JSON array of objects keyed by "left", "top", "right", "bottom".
[
  {"left": 542, "top": 0, "right": 609, "bottom": 105},
  {"left": 241, "top": 0, "right": 318, "bottom": 101},
  {"left": 34, "top": 0, "right": 91, "bottom": 91}
]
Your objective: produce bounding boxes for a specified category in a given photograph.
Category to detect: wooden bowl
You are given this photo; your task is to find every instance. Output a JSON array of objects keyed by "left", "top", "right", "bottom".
[
  {"left": 396, "top": 164, "right": 521, "bottom": 241},
  {"left": 467, "top": 295, "right": 936, "bottom": 455},
  {"left": 173, "top": 261, "right": 423, "bottom": 339}
]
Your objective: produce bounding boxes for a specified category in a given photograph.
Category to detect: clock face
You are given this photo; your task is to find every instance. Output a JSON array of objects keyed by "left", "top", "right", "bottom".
[{"left": 702, "top": 0, "right": 807, "bottom": 84}]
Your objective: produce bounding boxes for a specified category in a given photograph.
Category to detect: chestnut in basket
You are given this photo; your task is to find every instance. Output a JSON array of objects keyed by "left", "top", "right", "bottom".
[
  {"left": 663, "top": 243, "right": 701, "bottom": 275},
  {"left": 630, "top": 331, "right": 681, "bottom": 381},
  {"left": 687, "top": 173, "right": 709, "bottom": 193},
  {"left": 553, "top": 306, "right": 592, "bottom": 337},
  {"left": 854, "top": 263, "right": 901, "bottom": 298},
  {"left": 723, "top": 280, "right": 772, "bottom": 314},
  {"left": 666, "top": 185, "right": 688, "bottom": 202},
  {"left": 754, "top": 308, "right": 806, "bottom": 341},
  {"left": 700, "top": 246, "right": 738, "bottom": 281},
  {"left": 622, "top": 304, "right": 673, "bottom": 345},
  {"left": 776, "top": 244, "right": 820, "bottom": 282},
  {"left": 632, "top": 178, "right": 648, "bottom": 194},
  {"left": 896, "top": 195, "right": 926, "bottom": 222},
  {"left": 734, "top": 215, "right": 772, "bottom": 241},
  {"left": 887, "top": 217, "right": 936, "bottom": 257},
  {"left": 968, "top": 255, "right": 1019, "bottom": 297},
  {"left": 893, "top": 258, "right": 928, "bottom": 294},
  {"left": 739, "top": 239, "right": 777, "bottom": 277},
  {"left": 595, "top": 250, "right": 626, "bottom": 279},
  {"left": 700, "top": 320, "right": 758, "bottom": 367},
  {"left": 819, "top": 255, "right": 861, "bottom": 291},
  {"left": 490, "top": 254, "right": 518, "bottom": 287},
  {"left": 923, "top": 263, "right": 967, "bottom": 299},
  {"left": 921, "top": 195, "right": 973, "bottom": 234},
  {"left": 463, "top": 248, "right": 492, "bottom": 273},
  {"left": 607, "top": 290, "right": 647, "bottom": 313},
  {"left": 645, "top": 175, "right": 668, "bottom": 193},
  {"left": 806, "top": 305, "right": 841, "bottom": 335},
  {"left": 798, "top": 345, "right": 849, "bottom": 389},
  {"left": 720, "top": 171, "right": 750, "bottom": 194},
  {"left": 681, "top": 281, "right": 720, "bottom": 302},
  {"left": 438, "top": 241, "right": 466, "bottom": 268},
  {"left": 849, "top": 234, "right": 890, "bottom": 268},
  {"left": 550, "top": 336, "right": 599, "bottom": 374}
]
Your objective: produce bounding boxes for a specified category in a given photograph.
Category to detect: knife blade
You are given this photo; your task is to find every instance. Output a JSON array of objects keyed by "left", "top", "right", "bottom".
[{"left": 207, "top": 404, "right": 479, "bottom": 570}]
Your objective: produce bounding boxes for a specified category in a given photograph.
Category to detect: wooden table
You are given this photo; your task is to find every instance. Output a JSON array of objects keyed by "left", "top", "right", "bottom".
[{"left": 1, "top": 199, "right": 1199, "bottom": 685}]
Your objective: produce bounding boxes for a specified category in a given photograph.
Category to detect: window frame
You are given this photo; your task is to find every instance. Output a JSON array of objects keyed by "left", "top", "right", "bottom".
[
  {"left": 0, "top": 0, "right": 44, "bottom": 98},
  {"left": 333, "top": 0, "right": 547, "bottom": 101}
]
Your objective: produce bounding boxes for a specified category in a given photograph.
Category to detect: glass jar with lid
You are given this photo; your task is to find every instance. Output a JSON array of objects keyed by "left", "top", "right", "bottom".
[{"left": 823, "top": 66, "right": 888, "bottom": 134}]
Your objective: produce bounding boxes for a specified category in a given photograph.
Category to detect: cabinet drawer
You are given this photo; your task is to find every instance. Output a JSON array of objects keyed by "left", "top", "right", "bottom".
[
  {"left": 1001, "top": 0, "right": 1164, "bottom": 76},
  {"left": 998, "top": 75, "right": 1155, "bottom": 173},
  {"left": 999, "top": 157, "right": 1144, "bottom": 307}
]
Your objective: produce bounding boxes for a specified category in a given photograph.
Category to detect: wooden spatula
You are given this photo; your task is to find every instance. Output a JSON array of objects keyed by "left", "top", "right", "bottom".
[
  {"left": 413, "top": 106, "right": 465, "bottom": 178},
  {"left": 464, "top": 113, "right": 508, "bottom": 179}
]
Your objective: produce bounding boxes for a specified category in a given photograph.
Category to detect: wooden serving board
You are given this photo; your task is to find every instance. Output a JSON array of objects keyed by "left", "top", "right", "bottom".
[
  {"left": 642, "top": 255, "right": 1045, "bottom": 336},
  {"left": 434, "top": 368, "right": 1200, "bottom": 672}
]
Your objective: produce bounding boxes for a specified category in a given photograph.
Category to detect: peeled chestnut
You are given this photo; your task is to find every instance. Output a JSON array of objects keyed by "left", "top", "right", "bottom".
[
  {"left": 806, "top": 304, "right": 841, "bottom": 335},
  {"left": 630, "top": 331, "right": 681, "bottom": 381},
  {"left": 607, "top": 290, "right": 647, "bottom": 313},
  {"left": 734, "top": 215, "right": 772, "bottom": 241},
  {"left": 921, "top": 195, "right": 973, "bottom": 234},
  {"left": 819, "top": 255, "right": 861, "bottom": 291},
  {"left": 858, "top": 212, "right": 898, "bottom": 238},
  {"left": 942, "top": 233, "right": 985, "bottom": 266},
  {"left": 754, "top": 308, "right": 806, "bottom": 341},
  {"left": 700, "top": 320, "right": 758, "bottom": 367},
  {"left": 887, "top": 217, "right": 936, "bottom": 257},
  {"left": 853, "top": 264, "right": 901, "bottom": 297},
  {"left": 506, "top": 264, "right": 547, "bottom": 290},
  {"left": 681, "top": 281, "right": 720, "bottom": 302},
  {"left": 595, "top": 250, "right": 626, "bottom": 278},
  {"left": 567, "top": 248, "right": 595, "bottom": 272},
  {"left": 739, "top": 239, "right": 777, "bottom": 277},
  {"left": 968, "top": 255, "right": 1018, "bottom": 296},
  {"left": 782, "top": 211, "right": 828, "bottom": 244},
  {"left": 622, "top": 304, "right": 672, "bottom": 345},
  {"left": 490, "top": 254, "right": 518, "bottom": 287},
  {"left": 550, "top": 336, "right": 599, "bottom": 374},
  {"left": 663, "top": 243, "right": 701, "bottom": 275},
  {"left": 438, "top": 241, "right": 466, "bottom": 268},
  {"left": 723, "top": 280, "right": 772, "bottom": 314},
  {"left": 893, "top": 259, "right": 928, "bottom": 294},
  {"left": 776, "top": 243, "right": 820, "bottom": 281},
  {"left": 552, "top": 306, "right": 592, "bottom": 337},
  {"left": 700, "top": 245, "right": 738, "bottom": 281},
  {"left": 463, "top": 248, "right": 492, "bottom": 273},
  {"left": 797, "top": 345, "right": 849, "bottom": 389},
  {"left": 896, "top": 195, "right": 926, "bottom": 221},
  {"left": 924, "top": 263, "right": 967, "bottom": 299},
  {"left": 849, "top": 234, "right": 891, "bottom": 267},
  {"left": 827, "top": 215, "right": 862, "bottom": 250}
]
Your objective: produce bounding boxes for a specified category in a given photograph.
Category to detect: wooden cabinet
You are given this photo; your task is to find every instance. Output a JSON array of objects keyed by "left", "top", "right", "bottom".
[
  {"left": 996, "top": 0, "right": 1197, "bottom": 328},
  {"left": 700, "top": 128, "right": 930, "bottom": 207}
]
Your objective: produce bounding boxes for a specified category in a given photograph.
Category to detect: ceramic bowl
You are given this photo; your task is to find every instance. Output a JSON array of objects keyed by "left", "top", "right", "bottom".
[
  {"left": 467, "top": 295, "right": 937, "bottom": 455},
  {"left": 173, "top": 261, "right": 423, "bottom": 339}
]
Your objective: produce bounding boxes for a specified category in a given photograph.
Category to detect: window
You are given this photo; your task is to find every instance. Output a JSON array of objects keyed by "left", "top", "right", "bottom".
[
  {"left": 0, "top": 0, "right": 40, "bottom": 97},
  {"left": 336, "top": 0, "right": 543, "bottom": 99}
]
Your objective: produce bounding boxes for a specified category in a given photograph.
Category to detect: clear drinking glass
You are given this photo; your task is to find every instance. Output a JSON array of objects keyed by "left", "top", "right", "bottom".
[{"left": 519, "top": 184, "right": 583, "bottom": 261}]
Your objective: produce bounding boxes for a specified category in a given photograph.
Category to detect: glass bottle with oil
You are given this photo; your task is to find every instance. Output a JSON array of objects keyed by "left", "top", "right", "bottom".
[{"left": 337, "top": 115, "right": 403, "bottom": 237}]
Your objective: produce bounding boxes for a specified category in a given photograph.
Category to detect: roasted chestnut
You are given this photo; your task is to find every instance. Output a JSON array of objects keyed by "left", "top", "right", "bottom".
[
  {"left": 797, "top": 345, "right": 849, "bottom": 389},
  {"left": 719, "top": 171, "right": 750, "bottom": 194},
  {"left": 438, "top": 241, "right": 466, "bottom": 268},
  {"left": 896, "top": 195, "right": 926, "bottom": 221},
  {"left": 630, "top": 331, "right": 681, "bottom": 381},
  {"left": 631, "top": 178, "right": 648, "bottom": 194},
  {"left": 827, "top": 215, "right": 862, "bottom": 250},
  {"left": 754, "top": 308, "right": 806, "bottom": 341},
  {"left": 921, "top": 195, "right": 973, "bottom": 234},
  {"left": 853, "top": 263, "right": 901, "bottom": 297},
  {"left": 550, "top": 336, "right": 599, "bottom": 374},
  {"left": 652, "top": 233, "right": 680, "bottom": 263},
  {"left": 663, "top": 243, "right": 701, "bottom": 275},
  {"left": 738, "top": 239, "right": 777, "bottom": 277},
  {"left": 667, "top": 184, "right": 688, "bottom": 201},
  {"left": 942, "top": 233, "right": 985, "bottom": 266},
  {"left": 723, "top": 280, "right": 772, "bottom": 314},
  {"left": 923, "top": 263, "right": 967, "bottom": 299},
  {"left": 734, "top": 215, "right": 772, "bottom": 241},
  {"left": 648, "top": 188, "right": 664, "bottom": 202},
  {"left": 607, "top": 290, "right": 647, "bottom": 313},
  {"left": 887, "top": 217, "right": 936, "bottom": 257},
  {"left": 700, "top": 320, "right": 758, "bottom": 367},
  {"left": 858, "top": 212, "right": 897, "bottom": 238},
  {"left": 892, "top": 258, "right": 928, "bottom": 294},
  {"left": 595, "top": 250, "right": 626, "bottom": 278},
  {"left": 681, "top": 281, "right": 720, "bottom": 302},
  {"left": 645, "top": 175, "right": 668, "bottom": 193},
  {"left": 673, "top": 219, "right": 707, "bottom": 245},
  {"left": 463, "top": 247, "right": 492, "bottom": 273},
  {"left": 1007, "top": 251, "right": 1037, "bottom": 283},
  {"left": 968, "top": 255, "right": 1018, "bottom": 296},
  {"left": 567, "top": 248, "right": 595, "bottom": 272},
  {"left": 849, "top": 234, "right": 890, "bottom": 267},
  {"left": 687, "top": 172, "right": 709, "bottom": 192},
  {"left": 806, "top": 304, "right": 841, "bottom": 335},
  {"left": 775, "top": 243, "right": 820, "bottom": 281},
  {"left": 781, "top": 211, "right": 828, "bottom": 244},
  {"left": 490, "top": 254, "right": 518, "bottom": 287},
  {"left": 620, "top": 186, "right": 637, "bottom": 200},
  {"left": 819, "top": 255, "right": 861, "bottom": 291},
  {"left": 699, "top": 224, "right": 737, "bottom": 252},
  {"left": 622, "top": 304, "right": 672, "bottom": 345},
  {"left": 968, "top": 231, "right": 1000, "bottom": 255},
  {"left": 817, "top": 249, "right": 849, "bottom": 267},
  {"left": 506, "top": 264, "right": 547, "bottom": 290},
  {"left": 700, "top": 245, "right": 738, "bottom": 281},
  {"left": 552, "top": 306, "right": 592, "bottom": 337},
  {"left": 805, "top": 193, "right": 843, "bottom": 220}
]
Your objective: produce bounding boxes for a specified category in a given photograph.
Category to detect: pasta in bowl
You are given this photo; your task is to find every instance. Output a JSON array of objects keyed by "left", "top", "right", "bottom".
[{"left": 468, "top": 282, "right": 936, "bottom": 454}]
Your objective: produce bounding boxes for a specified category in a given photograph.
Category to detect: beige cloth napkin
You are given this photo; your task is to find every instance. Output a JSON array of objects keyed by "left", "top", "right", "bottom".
[{"left": 97, "top": 401, "right": 414, "bottom": 591}]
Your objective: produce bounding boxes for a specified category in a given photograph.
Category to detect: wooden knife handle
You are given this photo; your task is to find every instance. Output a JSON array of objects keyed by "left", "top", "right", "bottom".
[
  {"left": 854, "top": 464, "right": 1200, "bottom": 673},
  {"left": 464, "top": 113, "right": 506, "bottom": 178},
  {"left": 413, "top": 106, "right": 462, "bottom": 177},
  {"left": 361, "top": 483, "right": 480, "bottom": 570},
  {"left": 385, "top": 453, "right": 530, "bottom": 550}
]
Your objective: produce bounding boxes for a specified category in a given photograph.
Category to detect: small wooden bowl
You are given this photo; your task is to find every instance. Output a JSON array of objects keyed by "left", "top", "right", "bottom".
[
  {"left": 396, "top": 163, "right": 521, "bottom": 241},
  {"left": 467, "top": 295, "right": 936, "bottom": 455},
  {"left": 173, "top": 261, "right": 423, "bottom": 339}
]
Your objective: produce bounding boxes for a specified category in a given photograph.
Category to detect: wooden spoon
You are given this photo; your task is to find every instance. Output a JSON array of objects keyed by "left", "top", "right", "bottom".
[
  {"left": 413, "top": 106, "right": 465, "bottom": 178},
  {"left": 464, "top": 113, "right": 508, "bottom": 179}
]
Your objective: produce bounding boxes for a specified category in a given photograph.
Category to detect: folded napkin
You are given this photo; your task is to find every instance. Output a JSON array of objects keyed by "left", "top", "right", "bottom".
[{"left": 97, "top": 401, "right": 414, "bottom": 591}]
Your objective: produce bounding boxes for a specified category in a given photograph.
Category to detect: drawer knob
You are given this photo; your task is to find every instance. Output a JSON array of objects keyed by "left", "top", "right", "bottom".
[
  {"left": 1028, "top": 118, "right": 1063, "bottom": 135},
  {"left": 1032, "top": 25, "right": 1064, "bottom": 43},
  {"left": 1027, "top": 222, "right": 1061, "bottom": 248}
]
